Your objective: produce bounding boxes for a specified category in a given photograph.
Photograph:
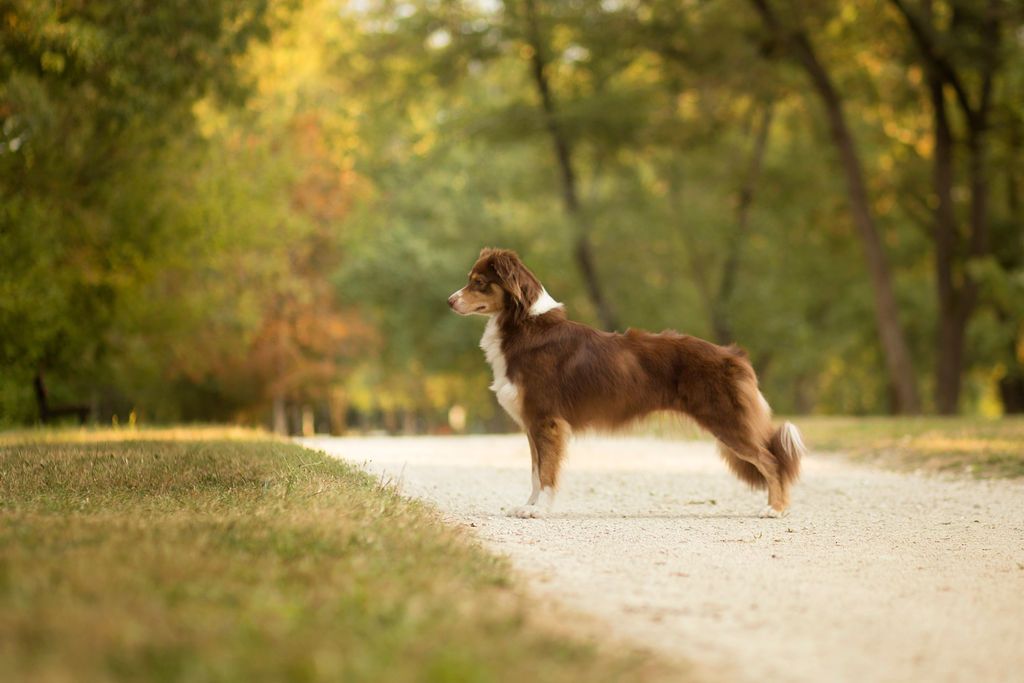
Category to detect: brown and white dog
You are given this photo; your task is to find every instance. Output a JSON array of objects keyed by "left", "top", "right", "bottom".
[{"left": 448, "top": 248, "right": 805, "bottom": 519}]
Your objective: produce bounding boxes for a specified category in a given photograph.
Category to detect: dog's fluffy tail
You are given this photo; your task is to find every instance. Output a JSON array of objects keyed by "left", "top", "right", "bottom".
[{"left": 768, "top": 421, "right": 805, "bottom": 486}]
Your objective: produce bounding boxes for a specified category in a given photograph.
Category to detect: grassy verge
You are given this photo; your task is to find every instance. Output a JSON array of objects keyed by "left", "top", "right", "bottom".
[
  {"left": 794, "top": 416, "right": 1024, "bottom": 478},
  {"left": 0, "top": 431, "right": 674, "bottom": 682},
  {"left": 636, "top": 414, "right": 1024, "bottom": 478}
]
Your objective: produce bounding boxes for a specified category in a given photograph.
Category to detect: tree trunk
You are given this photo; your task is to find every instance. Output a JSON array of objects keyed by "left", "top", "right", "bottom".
[
  {"left": 891, "top": 0, "right": 1001, "bottom": 413},
  {"left": 712, "top": 102, "right": 774, "bottom": 345},
  {"left": 999, "top": 372, "right": 1024, "bottom": 413},
  {"left": 327, "top": 387, "right": 348, "bottom": 435},
  {"left": 928, "top": 60, "right": 964, "bottom": 414},
  {"left": 749, "top": 0, "right": 920, "bottom": 413},
  {"left": 929, "top": 126, "right": 992, "bottom": 416},
  {"left": 301, "top": 405, "right": 315, "bottom": 436},
  {"left": 272, "top": 394, "right": 288, "bottom": 435},
  {"left": 1000, "top": 119, "right": 1024, "bottom": 413},
  {"left": 523, "top": 0, "right": 620, "bottom": 330},
  {"left": 997, "top": 315, "right": 1024, "bottom": 413},
  {"left": 951, "top": 5, "right": 995, "bottom": 411}
]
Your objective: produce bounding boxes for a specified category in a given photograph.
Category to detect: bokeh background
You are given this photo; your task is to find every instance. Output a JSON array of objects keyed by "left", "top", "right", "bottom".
[{"left": 2, "top": 0, "right": 1022, "bottom": 433}]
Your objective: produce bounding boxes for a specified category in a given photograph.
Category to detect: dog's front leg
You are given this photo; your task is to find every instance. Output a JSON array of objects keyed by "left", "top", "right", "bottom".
[
  {"left": 510, "top": 432, "right": 542, "bottom": 517},
  {"left": 527, "top": 461, "right": 541, "bottom": 505},
  {"left": 509, "top": 418, "right": 568, "bottom": 519}
]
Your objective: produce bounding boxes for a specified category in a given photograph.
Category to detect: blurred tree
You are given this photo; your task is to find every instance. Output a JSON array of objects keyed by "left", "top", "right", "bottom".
[
  {"left": 0, "top": 0, "right": 274, "bottom": 419},
  {"left": 747, "top": 0, "right": 922, "bottom": 413},
  {"left": 515, "top": 0, "right": 619, "bottom": 330},
  {"left": 2, "top": 0, "right": 1020, "bottom": 425},
  {"left": 890, "top": 0, "right": 1022, "bottom": 412},
  {"left": 111, "top": 0, "right": 371, "bottom": 429}
]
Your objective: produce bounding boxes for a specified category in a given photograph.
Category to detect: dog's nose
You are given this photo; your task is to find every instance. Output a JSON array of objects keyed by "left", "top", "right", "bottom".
[{"left": 447, "top": 293, "right": 458, "bottom": 309}]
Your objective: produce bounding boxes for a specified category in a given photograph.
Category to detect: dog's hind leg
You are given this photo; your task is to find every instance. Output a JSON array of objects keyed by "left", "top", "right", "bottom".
[
  {"left": 509, "top": 417, "right": 570, "bottom": 519},
  {"left": 742, "top": 411, "right": 804, "bottom": 517},
  {"left": 729, "top": 380, "right": 792, "bottom": 517},
  {"left": 752, "top": 446, "right": 788, "bottom": 517},
  {"left": 712, "top": 413, "right": 791, "bottom": 517},
  {"left": 721, "top": 439, "right": 787, "bottom": 517}
]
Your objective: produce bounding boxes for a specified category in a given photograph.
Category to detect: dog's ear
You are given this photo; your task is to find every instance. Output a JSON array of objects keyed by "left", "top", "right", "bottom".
[{"left": 490, "top": 250, "right": 539, "bottom": 317}]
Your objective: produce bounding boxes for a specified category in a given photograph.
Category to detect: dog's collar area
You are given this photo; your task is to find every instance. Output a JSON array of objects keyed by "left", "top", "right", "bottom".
[{"left": 529, "top": 288, "right": 562, "bottom": 316}]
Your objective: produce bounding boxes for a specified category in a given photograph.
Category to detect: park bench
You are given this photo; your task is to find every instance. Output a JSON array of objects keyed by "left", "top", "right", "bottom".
[{"left": 34, "top": 371, "right": 89, "bottom": 424}]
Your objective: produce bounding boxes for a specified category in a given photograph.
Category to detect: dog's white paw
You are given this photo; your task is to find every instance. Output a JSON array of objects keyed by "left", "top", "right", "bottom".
[
  {"left": 758, "top": 505, "right": 786, "bottom": 519},
  {"left": 508, "top": 505, "right": 545, "bottom": 519}
]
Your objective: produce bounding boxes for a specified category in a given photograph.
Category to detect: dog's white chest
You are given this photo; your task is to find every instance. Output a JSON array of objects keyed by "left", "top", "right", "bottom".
[{"left": 480, "top": 317, "right": 524, "bottom": 427}]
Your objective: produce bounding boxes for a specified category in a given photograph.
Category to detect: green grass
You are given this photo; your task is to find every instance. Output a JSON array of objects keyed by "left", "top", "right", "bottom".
[{"left": 0, "top": 431, "right": 675, "bottom": 683}]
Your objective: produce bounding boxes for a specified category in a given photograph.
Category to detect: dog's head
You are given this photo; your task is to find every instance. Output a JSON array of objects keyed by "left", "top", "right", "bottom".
[{"left": 448, "top": 248, "right": 542, "bottom": 319}]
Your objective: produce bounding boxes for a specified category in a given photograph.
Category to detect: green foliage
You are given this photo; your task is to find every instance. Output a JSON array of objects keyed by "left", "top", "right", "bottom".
[
  {"left": 1, "top": 0, "right": 1022, "bottom": 426},
  {"left": 0, "top": 0, "right": 278, "bottom": 422}
]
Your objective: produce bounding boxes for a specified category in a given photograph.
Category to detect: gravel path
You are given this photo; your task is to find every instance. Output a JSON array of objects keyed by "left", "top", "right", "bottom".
[{"left": 301, "top": 434, "right": 1024, "bottom": 683}]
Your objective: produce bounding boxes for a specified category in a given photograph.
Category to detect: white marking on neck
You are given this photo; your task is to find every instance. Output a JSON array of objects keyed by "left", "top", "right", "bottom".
[
  {"left": 480, "top": 316, "right": 524, "bottom": 427},
  {"left": 529, "top": 288, "right": 562, "bottom": 316}
]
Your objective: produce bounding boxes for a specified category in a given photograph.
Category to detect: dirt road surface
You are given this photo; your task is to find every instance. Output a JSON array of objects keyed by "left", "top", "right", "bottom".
[{"left": 301, "top": 435, "right": 1024, "bottom": 683}]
